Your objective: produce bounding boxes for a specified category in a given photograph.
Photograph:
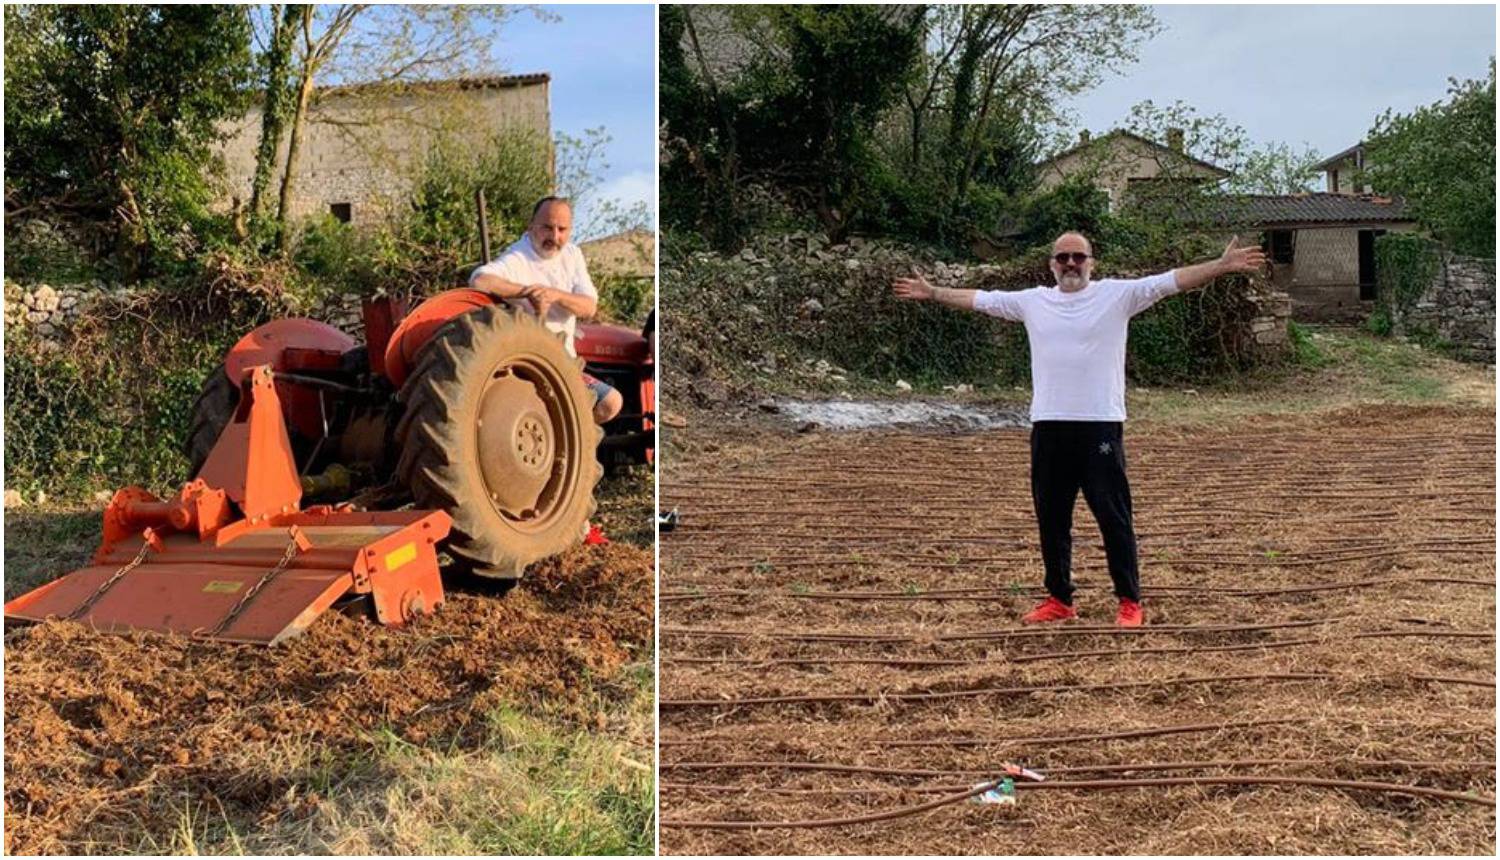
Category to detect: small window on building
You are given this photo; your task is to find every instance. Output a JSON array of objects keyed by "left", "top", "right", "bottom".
[
  {"left": 330, "top": 202, "right": 352, "bottom": 223},
  {"left": 1267, "top": 229, "right": 1294, "bottom": 265}
]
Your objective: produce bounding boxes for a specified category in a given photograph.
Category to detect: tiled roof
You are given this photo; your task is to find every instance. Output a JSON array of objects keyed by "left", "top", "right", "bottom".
[
  {"left": 1312, "top": 143, "right": 1363, "bottom": 172},
  {"left": 1190, "top": 192, "right": 1410, "bottom": 226}
]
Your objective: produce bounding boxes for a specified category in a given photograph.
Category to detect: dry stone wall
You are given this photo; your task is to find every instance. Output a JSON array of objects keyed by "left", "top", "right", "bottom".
[
  {"left": 4, "top": 280, "right": 368, "bottom": 353},
  {"left": 1394, "top": 253, "right": 1495, "bottom": 363}
]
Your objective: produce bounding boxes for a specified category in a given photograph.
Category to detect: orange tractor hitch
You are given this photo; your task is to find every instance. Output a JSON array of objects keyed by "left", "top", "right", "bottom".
[{"left": 4, "top": 364, "right": 452, "bottom": 645}]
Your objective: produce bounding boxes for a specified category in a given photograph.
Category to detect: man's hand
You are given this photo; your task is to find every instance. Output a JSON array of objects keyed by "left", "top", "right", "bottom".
[
  {"left": 893, "top": 272, "right": 935, "bottom": 301},
  {"left": 1219, "top": 235, "right": 1267, "bottom": 275},
  {"left": 523, "top": 284, "right": 558, "bottom": 318},
  {"left": 1173, "top": 235, "right": 1269, "bottom": 292}
]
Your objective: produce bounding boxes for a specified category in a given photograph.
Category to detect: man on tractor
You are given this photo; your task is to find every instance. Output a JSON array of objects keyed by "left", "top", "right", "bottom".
[
  {"left": 893, "top": 231, "right": 1265, "bottom": 627},
  {"left": 469, "top": 196, "right": 625, "bottom": 426}
]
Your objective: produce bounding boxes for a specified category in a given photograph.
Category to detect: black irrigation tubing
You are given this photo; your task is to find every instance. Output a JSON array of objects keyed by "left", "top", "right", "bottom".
[
  {"left": 661, "top": 758, "right": 1497, "bottom": 781},
  {"left": 1412, "top": 674, "right": 1497, "bottom": 689},
  {"left": 659, "top": 671, "right": 1337, "bottom": 709},
  {"left": 662, "top": 617, "right": 1337, "bottom": 644},
  {"left": 660, "top": 776, "right": 1496, "bottom": 829},
  {"left": 657, "top": 717, "right": 1305, "bottom": 749},
  {"left": 662, "top": 777, "right": 1010, "bottom": 830},
  {"left": 663, "top": 630, "right": 1494, "bottom": 671},
  {"left": 878, "top": 717, "right": 1305, "bottom": 749},
  {"left": 1006, "top": 630, "right": 1496, "bottom": 665},
  {"left": 659, "top": 576, "right": 1498, "bottom": 603}
]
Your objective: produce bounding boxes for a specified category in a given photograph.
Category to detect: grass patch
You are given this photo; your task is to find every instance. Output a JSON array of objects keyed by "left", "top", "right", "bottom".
[
  {"left": 3, "top": 506, "right": 99, "bottom": 599},
  {"left": 1127, "top": 326, "right": 1491, "bottom": 429}
]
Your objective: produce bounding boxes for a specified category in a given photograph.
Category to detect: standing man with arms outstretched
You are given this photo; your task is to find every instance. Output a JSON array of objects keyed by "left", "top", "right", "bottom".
[{"left": 893, "top": 232, "right": 1265, "bottom": 626}]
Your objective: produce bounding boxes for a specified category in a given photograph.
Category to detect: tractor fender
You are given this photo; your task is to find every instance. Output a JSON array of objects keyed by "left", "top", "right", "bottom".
[
  {"left": 576, "top": 322, "right": 651, "bottom": 365},
  {"left": 224, "top": 318, "right": 357, "bottom": 439},
  {"left": 382, "top": 288, "right": 502, "bottom": 389}
]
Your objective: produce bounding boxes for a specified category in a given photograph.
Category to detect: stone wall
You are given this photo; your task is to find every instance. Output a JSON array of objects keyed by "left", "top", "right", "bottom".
[
  {"left": 1395, "top": 253, "right": 1495, "bottom": 363},
  {"left": 214, "top": 76, "right": 552, "bottom": 226},
  {"left": 4, "top": 280, "right": 367, "bottom": 353}
]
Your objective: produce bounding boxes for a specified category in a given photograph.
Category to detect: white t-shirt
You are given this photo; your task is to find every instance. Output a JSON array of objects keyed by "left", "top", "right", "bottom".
[
  {"left": 469, "top": 234, "right": 598, "bottom": 356},
  {"left": 972, "top": 272, "right": 1180, "bottom": 422}
]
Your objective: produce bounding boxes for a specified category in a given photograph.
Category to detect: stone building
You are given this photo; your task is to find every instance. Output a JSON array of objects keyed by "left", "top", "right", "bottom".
[
  {"left": 215, "top": 74, "right": 552, "bottom": 227},
  {"left": 1035, "top": 129, "right": 1232, "bottom": 211},
  {"left": 1313, "top": 142, "right": 1374, "bottom": 195}
]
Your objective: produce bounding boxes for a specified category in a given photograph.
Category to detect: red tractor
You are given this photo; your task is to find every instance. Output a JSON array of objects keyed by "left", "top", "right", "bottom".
[{"left": 6, "top": 225, "right": 654, "bottom": 644}]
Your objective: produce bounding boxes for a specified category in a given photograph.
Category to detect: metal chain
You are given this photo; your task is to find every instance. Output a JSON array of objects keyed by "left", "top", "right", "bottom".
[
  {"left": 67, "top": 541, "right": 153, "bottom": 621},
  {"left": 194, "top": 533, "right": 302, "bottom": 640}
]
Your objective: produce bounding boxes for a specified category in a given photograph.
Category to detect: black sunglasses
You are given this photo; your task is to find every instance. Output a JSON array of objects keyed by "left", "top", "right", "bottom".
[{"left": 1053, "top": 252, "right": 1092, "bottom": 265}]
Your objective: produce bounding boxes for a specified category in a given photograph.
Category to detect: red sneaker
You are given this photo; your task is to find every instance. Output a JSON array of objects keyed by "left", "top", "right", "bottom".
[
  {"left": 1116, "top": 598, "right": 1144, "bottom": 627},
  {"left": 584, "top": 523, "right": 610, "bottom": 546},
  {"left": 1022, "top": 596, "right": 1077, "bottom": 624}
]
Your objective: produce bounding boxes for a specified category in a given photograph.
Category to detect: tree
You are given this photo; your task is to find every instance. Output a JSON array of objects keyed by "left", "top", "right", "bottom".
[
  {"left": 247, "top": 5, "right": 302, "bottom": 226},
  {"left": 3, "top": 5, "right": 253, "bottom": 270},
  {"left": 267, "top": 4, "right": 529, "bottom": 251},
  {"left": 737, "top": 5, "right": 926, "bottom": 241},
  {"left": 1364, "top": 60, "right": 1495, "bottom": 257},
  {"left": 904, "top": 5, "right": 1161, "bottom": 205},
  {"left": 1236, "top": 141, "right": 1323, "bottom": 196},
  {"left": 1113, "top": 99, "right": 1322, "bottom": 226},
  {"left": 661, "top": 5, "right": 924, "bottom": 246}
]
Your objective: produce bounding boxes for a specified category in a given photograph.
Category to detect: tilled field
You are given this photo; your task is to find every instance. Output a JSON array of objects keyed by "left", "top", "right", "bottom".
[
  {"left": 659, "top": 404, "right": 1496, "bottom": 854},
  {"left": 4, "top": 543, "right": 653, "bottom": 854}
]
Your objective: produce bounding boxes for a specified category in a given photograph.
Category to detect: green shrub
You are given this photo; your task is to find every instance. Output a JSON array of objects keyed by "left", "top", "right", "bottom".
[
  {"left": 4, "top": 284, "right": 277, "bottom": 499},
  {"left": 596, "top": 274, "right": 651, "bottom": 327},
  {"left": 1373, "top": 233, "right": 1442, "bottom": 329}
]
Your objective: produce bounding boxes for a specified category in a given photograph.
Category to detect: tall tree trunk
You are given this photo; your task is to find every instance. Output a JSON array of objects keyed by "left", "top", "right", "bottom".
[
  {"left": 249, "top": 4, "right": 300, "bottom": 224},
  {"left": 274, "top": 65, "right": 315, "bottom": 253}
]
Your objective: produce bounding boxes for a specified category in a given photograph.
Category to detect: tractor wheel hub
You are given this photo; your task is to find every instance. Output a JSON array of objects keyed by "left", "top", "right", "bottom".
[{"left": 477, "top": 371, "right": 555, "bottom": 516}]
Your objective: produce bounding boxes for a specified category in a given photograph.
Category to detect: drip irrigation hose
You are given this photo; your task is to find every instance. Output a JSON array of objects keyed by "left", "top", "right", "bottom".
[
  {"left": 660, "top": 671, "right": 1336, "bottom": 709},
  {"left": 660, "top": 717, "right": 1305, "bottom": 750},
  {"left": 661, "top": 775, "right": 1495, "bottom": 829}
]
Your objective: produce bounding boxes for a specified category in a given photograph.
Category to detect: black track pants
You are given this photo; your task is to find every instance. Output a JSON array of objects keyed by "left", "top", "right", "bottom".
[{"left": 1029, "top": 421, "right": 1140, "bottom": 604}]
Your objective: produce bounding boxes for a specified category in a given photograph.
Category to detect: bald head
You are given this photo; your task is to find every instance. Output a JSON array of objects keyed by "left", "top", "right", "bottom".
[
  {"left": 1049, "top": 231, "right": 1095, "bottom": 293},
  {"left": 1053, "top": 232, "right": 1093, "bottom": 256}
]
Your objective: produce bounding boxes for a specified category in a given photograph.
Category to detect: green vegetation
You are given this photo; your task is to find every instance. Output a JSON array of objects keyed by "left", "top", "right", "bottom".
[
  {"left": 1365, "top": 60, "right": 1496, "bottom": 258},
  {"left": 1371, "top": 232, "right": 1444, "bottom": 336},
  {"left": 5, "top": 5, "right": 253, "bottom": 274}
]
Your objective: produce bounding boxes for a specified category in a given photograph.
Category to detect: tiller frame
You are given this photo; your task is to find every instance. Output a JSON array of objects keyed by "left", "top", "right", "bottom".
[{"left": 4, "top": 365, "right": 451, "bottom": 645}]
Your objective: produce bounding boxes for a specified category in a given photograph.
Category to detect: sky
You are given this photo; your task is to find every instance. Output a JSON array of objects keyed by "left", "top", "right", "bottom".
[
  {"left": 484, "top": 4, "right": 656, "bottom": 238},
  {"left": 1068, "top": 4, "right": 1495, "bottom": 190}
]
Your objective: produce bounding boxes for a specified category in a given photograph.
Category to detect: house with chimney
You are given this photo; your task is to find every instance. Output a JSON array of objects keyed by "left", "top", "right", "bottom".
[
  {"left": 1035, "top": 130, "right": 1417, "bottom": 321},
  {"left": 1035, "top": 128, "right": 1231, "bottom": 212}
]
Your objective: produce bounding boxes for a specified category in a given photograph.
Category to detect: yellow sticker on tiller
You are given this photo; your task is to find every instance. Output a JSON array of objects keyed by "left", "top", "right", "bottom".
[
  {"left": 203, "top": 580, "right": 243, "bottom": 594},
  {"left": 384, "top": 542, "right": 417, "bottom": 571}
]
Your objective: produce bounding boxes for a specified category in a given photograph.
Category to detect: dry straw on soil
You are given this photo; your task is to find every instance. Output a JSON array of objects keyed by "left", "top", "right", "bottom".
[
  {"left": 4, "top": 544, "right": 654, "bottom": 854},
  {"left": 658, "top": 404, "right": 1495, "bottom": 855}
]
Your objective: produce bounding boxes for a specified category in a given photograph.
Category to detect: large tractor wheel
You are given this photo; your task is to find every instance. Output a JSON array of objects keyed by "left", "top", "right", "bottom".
[
  {"left": 395, "top": 305, "right": 604, "bottom": 580},
  {"left": 184, "top": 368, "right": 240, "bottom": 478}
]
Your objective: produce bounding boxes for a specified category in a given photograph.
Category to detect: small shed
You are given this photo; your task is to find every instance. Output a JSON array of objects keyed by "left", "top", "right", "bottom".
[{"left": 1204, "top": 193, "right": 1417, "bottom": 322}]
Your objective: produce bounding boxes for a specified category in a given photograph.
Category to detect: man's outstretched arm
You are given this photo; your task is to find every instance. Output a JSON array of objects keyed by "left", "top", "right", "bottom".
[
  {"left": 892, "top": 274, "right": 980, "bottom": 311},
  {"left": 1172, "top": 235, "right": 1267, "bottom": 292}
]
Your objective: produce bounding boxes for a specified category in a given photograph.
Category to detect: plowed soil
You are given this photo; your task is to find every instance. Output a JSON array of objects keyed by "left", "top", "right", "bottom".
[
  {"left": 4, "top": 543, "right": 653, "bottom": 854},
  {"left": 659, "top": 404, "right": 1495, "bottom": 854}
]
